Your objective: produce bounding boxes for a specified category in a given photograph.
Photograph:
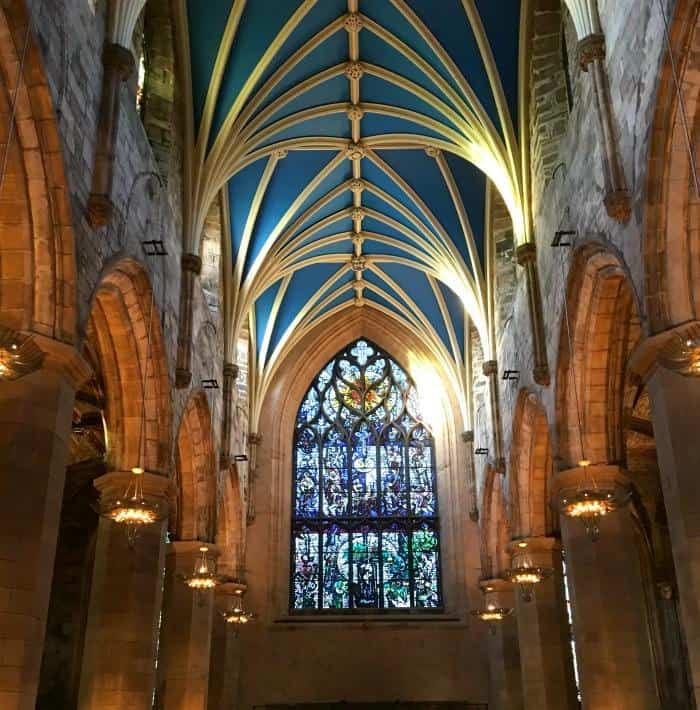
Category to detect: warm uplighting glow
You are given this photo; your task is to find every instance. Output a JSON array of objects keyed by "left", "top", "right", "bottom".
[
  {"left": 659, "top": 327, "right": 700, "bottom": 377},
  {"left": 184, "top": 547, "right": 221, "bottom": 590},
  {"left": 559, "top": 487, "right": 622, "bottom": 541},
  {"left": 517, "top": 540, "right": 528, "bottom": 548},
  {"left": 108, "top": 502, "right": 159, "bottom": 526},
  {"left": 0, "top": 325, "right": 44, "bottom": 381}
]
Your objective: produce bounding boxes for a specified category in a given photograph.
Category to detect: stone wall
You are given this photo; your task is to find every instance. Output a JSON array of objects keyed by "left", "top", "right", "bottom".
[
  {"left": 489, "top": 0, "right": 673, "bottom": 504},
  {"left": 31, "top": 0, "right": 224, "bottom": 462}
]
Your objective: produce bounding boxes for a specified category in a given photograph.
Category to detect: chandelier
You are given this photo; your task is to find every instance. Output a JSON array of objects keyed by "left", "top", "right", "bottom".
[
  {"left": 183, "top": 546, "right": 221, "bottom": 590},
  {"left": 471, "top": 604, "right": 513, "bottom": 625},
  {"left": 0, "top": 325, "right": 44, "bottom": 380},
  {"left": 659, "top": 325, "right": 700, "bottom": 377},
  {"left": 503, "top": 564, "right": 552, "bottom": 602},
  {"left": 222, "top": 588, "right": 255, "bottom": 625},
  {"left": 555, "top": 461, "right": 628, "bottom": 541},
  {"left": 97, "top": 467, "right": 166, "bottom": 543}
]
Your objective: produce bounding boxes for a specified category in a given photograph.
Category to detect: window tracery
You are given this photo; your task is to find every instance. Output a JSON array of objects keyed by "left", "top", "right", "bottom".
[{"left": 291, "top": 339, "right": 442, "bottom": 612}]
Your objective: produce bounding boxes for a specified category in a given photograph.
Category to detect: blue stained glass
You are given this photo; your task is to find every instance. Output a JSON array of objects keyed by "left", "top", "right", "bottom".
[
  {"left": 382, "top": 526, "right": 410, "bottom": 608},
  {"left": 409, "top": 426, "right": 436, "bottom": 516},
  {"left": 298, "top": 388, "right": 320, "bottom": 425},
  {"left": 351, "top": 528, "right": 380, "bottom": 608},
  {"left": 412, "top": 524, "right": 440, "bottom": 608},
  {"left": 293, "top": 529, "right": 320, "bottom": 609},
  {"left": 291, "top": 339, "right": 442, "bottom": 612},
  {"left": 295, "top": 428, "right": 319, "bottom": 517},
  {"left": 381, "top": 427, "right": 407, "bottom": 516},
  {"left": 323, "top": 524, "right": 350, "bottom": 608},
  {"left": 322, "top": 428, "right": 348, "bottom": 516},
  {"left": 351, "top": 423, "right": 378, "bottom": 516}
]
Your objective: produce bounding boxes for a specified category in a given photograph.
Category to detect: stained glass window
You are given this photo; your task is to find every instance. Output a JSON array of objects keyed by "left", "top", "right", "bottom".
[{"left": 291, "top": 339, "right": 442, "bottom": 612}]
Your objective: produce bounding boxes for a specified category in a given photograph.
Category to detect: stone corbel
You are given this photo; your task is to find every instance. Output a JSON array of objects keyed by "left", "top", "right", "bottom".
[
  {"left": 175, "top": 253, "right": 202, "bottom": 388},
  {"left": 483, "top": 360, "right": 506, "bottom": 473},
  {"left": 570, "top": 1, "right": 630, "bottom": 222},
  {"left": 220, "top": 362, "right": 239, "bottom": 469},
  {"left": 461, "top": 430, "right": 479, "bottom": 521},
  {"left": 515, "top": 243, "right": 550, "bottom": 386},
  {"left": 246, "top": 433, "right": 262, "bottom": 525}
]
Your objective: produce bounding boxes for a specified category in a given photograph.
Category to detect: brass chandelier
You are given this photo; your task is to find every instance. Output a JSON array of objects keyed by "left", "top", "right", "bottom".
[
  {"left": 183, "top": 546, "right": 222, "bottom": 590},
  {"left": 502, "top": 563, "right": 552, "bottom": 603},
  {"left": 222, "top": 588, "right": 255, "bottom": 625}
]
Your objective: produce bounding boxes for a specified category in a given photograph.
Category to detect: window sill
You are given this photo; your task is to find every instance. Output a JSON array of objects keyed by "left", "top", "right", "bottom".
[{"left": 271, "top": 611, "right": 463, "bottom": 627}]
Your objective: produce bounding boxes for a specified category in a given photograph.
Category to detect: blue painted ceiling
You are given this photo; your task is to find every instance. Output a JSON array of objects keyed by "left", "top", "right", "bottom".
[{"left": 185, "top": 0, "right": 523, "bottom": 367}]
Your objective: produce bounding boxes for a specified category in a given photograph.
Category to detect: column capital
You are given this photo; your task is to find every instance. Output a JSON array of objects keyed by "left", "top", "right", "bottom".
[
  {"left": 508, "top": 535, "right": 561, "bottom": 567},
  {"left": 248, "top": 433, "right": 262, "bottom": 446},
  {"left": 167, "top": 540, "right": 221, "bottom": 559},
  {"left": 103, "top": 42, "right": 135, "bottom": 80},
  {"left": 550, "top": 464, "right": 629, "bottom": 498},
  {"left": 461, "top": 430, "right": 474, "bottom": 443},
  {"left": 482, "top": 360, "right": 498, "bottom": 377},
  {"left": 181, "top": 253, "right": 202, "bottom": 276},
  {"left": 480, "top": 578, "right": 516, "bottom": 607},
  {"left": 515, "top": 242, "right": 537, "bottom": 266},
  {"left": 604, "top": 189, "right": 632, "bottom": 223},
  {"left": 94, "top": 470, "right": 172, "bottom": 500},
  {"left": 577, "top": 32, "right": 606, "bottom": 71},
  {"left": 223, "top": 362, "right": 239, "bottom": 379},
  {"left": 33, "top": 335, "right": 92, "bottom": 389}
]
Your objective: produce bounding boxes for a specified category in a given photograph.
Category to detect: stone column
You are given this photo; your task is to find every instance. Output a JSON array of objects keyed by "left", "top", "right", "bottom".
[
  {"left": 0, "top": 345, "right": 87, "bottom": 709},
  {"left": 246, "top": 434, "right": 262, "bottom": 524},
  {"left": 176, "top": 254, "right": 202, "bottom": 389},
  {"left": 577, "top": 33, "right": 630, "bottom": 222},
  {"left": 87, "top": 43, "right": 135, "bottom": 227},
  {"left": 220, "top": 363, "right": 239, "bottom": 468},
  {"left": 648, "top": 368, "right": 700, "bottom": 703},
  {"left": 462, "top": 431, "right": 479, "bottom": 521},
  {"left": 515, "top": 243, "right": 550, "bottom": 386},
  {"left": 552, "top": 465, "right": 659, "bottom": 709},
  {"left": 510, "top": 537, "right": 579, "bottom": 709},
  {"left": 207, "top": 583, "right": 245, "bottom": 709},
  {"left": 78, "top": 471, "right": 170, "bottom": 709},
  {"left": 480, "top": 579, "right": 524, "bottom": 710},
  {"left": 158, "top": 542, "right": 219, "bottom": 710},
  {"left": 482, "top": 361, "right": 505, "bottom": 472}
]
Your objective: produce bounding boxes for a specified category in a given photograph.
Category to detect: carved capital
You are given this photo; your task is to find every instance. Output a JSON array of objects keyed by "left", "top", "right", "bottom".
[
  {"left": 577, "top": 33, "right": 606, "bottom": 71},
  {"left": 482, "top": 360, "right": 498, "bottom": 377},
  {"left": 533, "top": 364, "right": 551, "bottom": 387},
  {"left": 461, "top": 430, "right": 474, "bottom": 443},
  {"left": 604, "top": 189, "right": 632, "bottom": 223},
  {"left": 515, "top": 242, "right": 537, "bottom": 267},
  {"left": 175, "top": 367, "right": 192, "bottom": 389},
  {"left": 103, "top": 42, "right": 136, "bottom": 81},
  {"left": 181, "top": 253, "right": 202, "bottom": 275},
  {"left": 223, "top": 362, "right": 239, "bottom": 379},
  {"left": 248, "top": 433, "right": 262, "bottom": 447},
  {"left": 87, "top": 194, "right": 114, "bottom": 229}
]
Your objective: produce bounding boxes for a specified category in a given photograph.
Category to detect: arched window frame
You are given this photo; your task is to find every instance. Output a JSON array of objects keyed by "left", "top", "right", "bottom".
[{"left": 290, "top": 339, "right": 443, "bottom": 614}]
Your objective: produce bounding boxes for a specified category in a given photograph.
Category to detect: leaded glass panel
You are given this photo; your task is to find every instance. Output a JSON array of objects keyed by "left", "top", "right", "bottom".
[{"left": 291, "top": 339, "right": 442, "bottom": 612}]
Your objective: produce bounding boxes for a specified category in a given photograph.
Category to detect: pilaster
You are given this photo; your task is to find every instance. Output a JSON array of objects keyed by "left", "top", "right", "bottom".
[{"left": 175, "top": 254, "right": 202, "bottom": 389}]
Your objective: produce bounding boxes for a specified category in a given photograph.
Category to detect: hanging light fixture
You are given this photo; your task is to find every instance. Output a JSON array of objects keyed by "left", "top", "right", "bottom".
[
  {"left": 471, "top": 603, "right": 513, "bottom": 628},
  {"left": 659, "top": 325, "right": 700, "bottom": 377},
  {"left": 554, "top": 254, "right": 626, "bottom": 541},
  {"left": 0, "top": 325, "right": 44, "bottom": 380},
  {"left": 556, "top": 461, "right": 629, "bottom": 541},
  {"left": 183, "top": 546, "right": 221, "bottom": 590},
  {"left": 222, "top": 588, "right": 255, "bottom": 625},
  {"left": 502, "top": 563, "right": 552, "bottom": 602},
  {"left": 97, "top": 466, "right": 167, "bottom": 544},
  {"left": 96, "top": 283, "right": 166, "bottom": 543}
]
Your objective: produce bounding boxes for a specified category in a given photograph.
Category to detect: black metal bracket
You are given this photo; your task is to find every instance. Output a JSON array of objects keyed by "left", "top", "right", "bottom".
[
  {"left": 475, "top": 447, "right": 489, "bottom": 456},
  {"left": 551, "top": 230, "right": 576, "bottom": 248},
  {"left": 202, "top": 379, "right": 219, "bottom": 389},
  {"left": 142, "top": 239, "right": 168, "bottom": 256},
  {"left": 233, "top": 454, "right": 248, "bottom": 462},
  {"left": 502, "top": 369, "right": 520, "bottom": 382}
]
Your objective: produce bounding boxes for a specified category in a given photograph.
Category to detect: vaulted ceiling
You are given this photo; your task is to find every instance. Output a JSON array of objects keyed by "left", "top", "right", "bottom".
[{"left": 180, "top": 0, "right": 527, "bottom": 419}]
